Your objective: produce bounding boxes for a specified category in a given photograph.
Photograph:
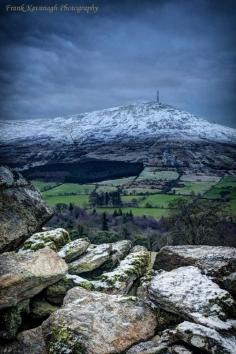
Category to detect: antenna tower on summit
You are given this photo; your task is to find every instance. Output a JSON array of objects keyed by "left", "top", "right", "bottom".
[{"left": 156, "top": 89, "right": 160, "bottom": 104}]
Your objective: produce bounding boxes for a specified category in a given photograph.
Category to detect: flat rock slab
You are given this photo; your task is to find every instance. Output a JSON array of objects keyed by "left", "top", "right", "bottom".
[
  {"left": 45, "top": 273, "right": 93, "bottom": 304},
  {"left": 57, "top": 237, "right": 90, "bottom": 262},
  {"left": 0, "top": 166, "right": 52, "bottom": 252},
  {"left": 42, "top": 286, "right": 157, "bottom": 354},
  {"left": 0, "top": 248, "right": 68, "bottom": 309},
  {"left": 176, "top": 321, "right": 236, "bottom": 354},
  {"left": 0, "top": 326, "right": 47, "bottom": 354},
  {"left": 94, "top": 248, "right": 150, "bottom": 294},
  {"left": 154, "top": 245, "right": 236, "bottom": 277},
  {"left": 149, "top": 266, "right": 235, "bottom": 331},
  {"left": 111, "top": 240, "right": 132, "bottom": 264},
  {"left": 19, "top": 228, "right": 70, "bottom": 253},
  {"left": 68, "top": 243, "right": 112, "bottom": 274}
]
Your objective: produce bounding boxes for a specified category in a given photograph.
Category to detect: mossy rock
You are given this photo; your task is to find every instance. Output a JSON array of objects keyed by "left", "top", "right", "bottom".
[
  {"left": 30, "top": 299, "right": 58, "bottom": 320},
  {"left": 19, "top": 228, "right": 70, "bottom": 253},
  {"left": 44, "top": 320, "right": 87, "bottom": 354},
  {"left": 0, "top": 300, "right": 30, "bottom": 340},
  {"left": 45, "top": 274, "right": 93, "bottom": 305}
]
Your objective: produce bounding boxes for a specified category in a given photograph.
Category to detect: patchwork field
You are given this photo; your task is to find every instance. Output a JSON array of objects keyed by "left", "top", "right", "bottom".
[
  {"left": 204, "top": 176, "right": 236, "bottom": 200},
  {"left": 32, "top": 171, "right": 236, "bottom": 218},
  {"left": 42, "top": 183, "right": 95, "bottom": 197},
  {"left": 171, "top": 181, "right": 216, "bottom": 196}
]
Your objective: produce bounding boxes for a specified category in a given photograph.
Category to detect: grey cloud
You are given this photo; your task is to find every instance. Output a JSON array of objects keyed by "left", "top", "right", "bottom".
[{"left": 0, "top": 0, "right": 235, "bottom": 127}]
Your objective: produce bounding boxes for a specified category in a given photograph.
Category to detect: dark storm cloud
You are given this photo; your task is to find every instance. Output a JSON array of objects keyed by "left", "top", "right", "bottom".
[{"left": 0, "top": 0, "right": 235, "bottom": 127}]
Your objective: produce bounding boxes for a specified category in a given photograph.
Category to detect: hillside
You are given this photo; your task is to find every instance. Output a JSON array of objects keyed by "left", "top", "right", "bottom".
[{"left": 0, "top": 102, "right": 236, "bottom": 176}]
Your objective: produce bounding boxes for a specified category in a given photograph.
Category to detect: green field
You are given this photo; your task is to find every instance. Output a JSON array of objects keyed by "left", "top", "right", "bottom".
[
  {"left": 31, "top": 180, "right": 60, "bottom": 192},
  {"left": 180, "top": 174, "right": 221, "bottom": 182},
  {"left": 138, "top": 168, "right": 179, "bottom": 181},
  {"left": 172, "top": 181, "right": 216, "bottom": 196},
  {"left": 96, "top": 185, "right": 118, "bottom": 193},
  {"left": 32, "top": 173, "right": 236, "bottom": 218},
  {"left": 204, "top": 177, "right": 236, "bottom": 200},
  {"left": 43, "top": 183, "right": 95, "bottom": 197},
  {"left": 45, "top": 194, "right": 89, "bottom": 207},
  {"left": 138, "top": 194, "right": 189, "bottom": 208}
]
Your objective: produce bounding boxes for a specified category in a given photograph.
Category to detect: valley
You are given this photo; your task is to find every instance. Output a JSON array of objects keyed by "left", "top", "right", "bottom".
[{"left": 32, "top": 168, "right": 236, "bottom": 218}]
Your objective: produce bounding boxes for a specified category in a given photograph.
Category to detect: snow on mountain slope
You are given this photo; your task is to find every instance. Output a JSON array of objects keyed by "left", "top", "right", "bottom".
[{"left": 1, "top": 102, "right": 236, "bottom": 145}]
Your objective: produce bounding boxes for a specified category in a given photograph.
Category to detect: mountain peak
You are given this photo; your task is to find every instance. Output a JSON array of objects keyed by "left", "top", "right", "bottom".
[{"left": 0, "top": 101, "right": 236, "bottom": 145}]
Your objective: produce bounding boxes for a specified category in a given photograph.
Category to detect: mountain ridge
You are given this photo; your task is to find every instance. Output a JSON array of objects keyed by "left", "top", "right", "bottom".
[
  {"left": 0, "top": 101, "right": 236, "bottom": 174},
  {"left": 1, "top": 102, "right": 236, "bottom": 145}
]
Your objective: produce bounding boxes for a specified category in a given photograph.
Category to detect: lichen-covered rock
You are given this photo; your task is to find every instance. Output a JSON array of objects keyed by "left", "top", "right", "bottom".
[
  {"left": 131, "top": 245, "right": 148, "bottom": 253},
  {"left": 125, "top": 331, "right": 193, "bottom": 354},
  {"left": 30, "top": 299, "right": 58, "bottom": 319},
  {"left": 111, "top": 240, "right": 132, "bottom": 264},
  {"left": 19, "top": 228, "right": 70, "bottom": 253},
  {"left": 45, "top": 273, "right": 94, "bottom": 304},
  {"left": 57, "top": 238, "right": 90, "bottom": 262},
  {"left": 93, "top": 247, "right": 150, "bottom": 294},
  {"left": 154, "top": 245, "right": 236, "bottom": 277},
  {"left": 0, "top": 300, "right": 29, "bottom": 340},
  {"left": 149, "top": 266, "right": 236, "bottom": 331},
  {"left": 0, "top": 326, "right": 47, "bottom": 354},
  {"left": 0, "top": 248, "right": 68, "bottom": 309},
  {"left": 175, "top": 321, "right": 236, "bottom": 353},
  {"left": 68, "top": 243, "right": 112, "bottom": 275},
  {"left": 137, "top": 269, "right": 155, "bottom": 300},
  {"left": 42, "top": 286, "right": 157, "bottom": 354},
  {"left": 125, "top": 335, "right": 164, "bottom": 354},
  {"left": 171, "top": 345, "right": 194, "bottom": 354},
  {"left": 0, "top": 165, "right": 52, "bottom": 253}
]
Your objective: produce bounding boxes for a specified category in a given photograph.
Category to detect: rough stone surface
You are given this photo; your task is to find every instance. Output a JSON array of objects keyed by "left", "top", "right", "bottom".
[
  {"left": 111, "top": 240, "right": 132, "bottom": 265},
  {"left": 131, "top": 245, "right": 148, "bottom": 253},
  {"left": 68, "top": 243, "right": 112, "bottom": 275},
  {"left": 154, "top": 246, "right": 236, "bottom": 299},
  {"left": 0, "top": 300, "right": 29, "bottom": 340},
  {"left": 222, "top": 272, "right": 236, "bottom": 298},
  {"left": 149, "top": 266, "right": 236, "bottom": 331},
  {"left": 57, "top": 237, "right": 90, "bottom": 262},
  {"left": 0, "top": 165, "right": 52, "bottom": 253},
  {"left": 42, "top": 286, "right": 157, "bottom": 354},
  {"left": 19, "top": 228, "right": 70, "bottom": 253},
  {"left": 125, "top": 331, "right": 194, "bottom": 354},
  {"left": 154, "top": 245, "right": 236, "bottom": 278},
  {"left": 0, "top": 248, "right": 68, "bottom": 309},
  {"left": 30, "top": 299, "right": 58, "bottom": 319},
  {"left": 176, "top": 321, "right": 236, "bottom": 354},
  {"left": 137, "top": 269, "right": 155, "bottom": 300},
  {"left": 0, "top": 326, "right": 47, "bottom": 354},
  {"left": 93, "top": 248, "right": 150, "bottom": 294},
  {"left": 125, "top": 335, "right": 167, "bottom": 354},
  {"left": 45, "top": 273, "right": 94, "bottom": 304}
]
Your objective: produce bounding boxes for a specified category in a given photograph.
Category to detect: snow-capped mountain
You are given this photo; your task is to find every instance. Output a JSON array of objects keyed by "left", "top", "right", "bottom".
[
  {"left": 0, "top": 102, "right": 236, "bottom": 175},
  {"left": 1, "top": 102, "right": 236, "bottom": 144}
]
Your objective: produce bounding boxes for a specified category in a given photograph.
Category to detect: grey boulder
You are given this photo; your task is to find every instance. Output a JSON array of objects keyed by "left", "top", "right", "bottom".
[
  {"left": 0, "top": 248, "right": 68, "bottom": 309},
  {"left": 42, "top": 286, "right": 157, "bottom": 354},
  {"left": 57, "top": 237, "right": 90, "bottom": 262},
  {"left": 68, "top": 243, "right": 112, "bottom": 275},
  {"left": 175, "top": 321, "right": 236, "bottom": 354},
  {"left": 19, "top": 228, "right": 70, "bottom": 253},
  {"left": 0, "top": 326, "right": 47, "bottom": 354},
  {"left": 0, "top": 166, "right": 52, "bottom": 253},
  {"left": 149, "top": 266, "right": 235, "bottom": 331}
]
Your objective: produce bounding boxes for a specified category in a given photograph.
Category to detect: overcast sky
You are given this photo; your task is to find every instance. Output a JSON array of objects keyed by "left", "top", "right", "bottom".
[{"left": 0, "top": 0, "right": 235, "bottom": 127}]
